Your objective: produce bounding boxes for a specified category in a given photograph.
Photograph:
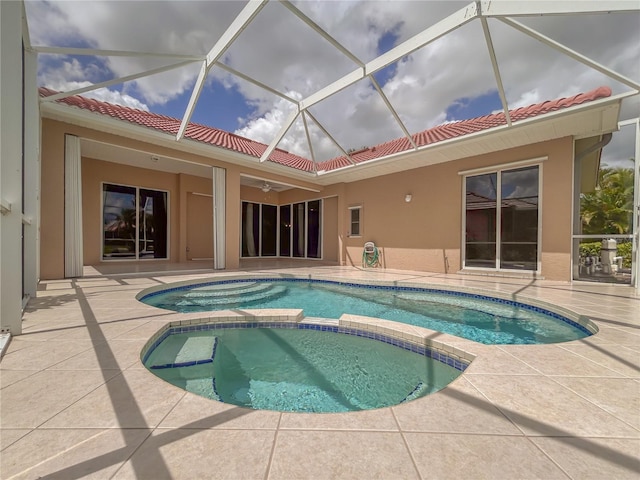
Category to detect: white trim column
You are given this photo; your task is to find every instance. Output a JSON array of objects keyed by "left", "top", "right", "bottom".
[
  {"left": 64, "top": 134, "right": 83, "bottom": 278},
  {"left": 633, "top": 118, "right": 640, "bottom": 291},
  {"left": 212, "top": 166, "right": 226, "bottom": 269},
  {"left": 23, "top": 47, "right": 40, "bottom": 299},
  {"left": 0, "top": 0, "right": 24, "bottom": 335}
]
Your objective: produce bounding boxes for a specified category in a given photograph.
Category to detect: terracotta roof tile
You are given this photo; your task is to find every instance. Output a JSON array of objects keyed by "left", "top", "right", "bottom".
[
  {"left": 39, "top": 86, "right": 611, "bottom": 173},
  {"left": 316, "top": 86, "right": 611, "bottom": 171}
]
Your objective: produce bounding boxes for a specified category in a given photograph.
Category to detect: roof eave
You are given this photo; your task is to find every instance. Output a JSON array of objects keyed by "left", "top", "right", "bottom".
[
  {"left": 313, "top": 91, "right": 629, "bottom": 184},
  {"left": 39, "top": 100, "right": 320, "bottom": 182},
  {"left": 40, "top": 89, "right": 630, "bottom": 186}
]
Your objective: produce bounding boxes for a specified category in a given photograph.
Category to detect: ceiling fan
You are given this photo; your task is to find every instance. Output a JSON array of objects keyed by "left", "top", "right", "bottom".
[{"left": 260, "top": 182, "right": 271, "bottom": 193}]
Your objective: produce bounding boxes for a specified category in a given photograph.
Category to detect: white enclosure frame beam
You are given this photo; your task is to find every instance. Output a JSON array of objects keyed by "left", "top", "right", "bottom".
[
  {"left": 280, "top": 1, "right": 364, "bottom": 68},
  {"left": 621, "top": 118, "right": 640, "bottom": 290},
  {"left": 1, "top": 0, "right": 24, "bottom": 335},
  {"left": 499, "top": 17, "right": 640, "bottom": 92},
  {"left": 479, "top": 1, "right": 638, "bottom": 17},
  {"left": 260, "top": 108, "right": 300, "bottom": 162},
  {"left": 366, "top": 2, "right": 479, "bottom": 76},
  {"left": 299, "top": 68, "right": 364, "bottom": 111},
  {"left": 265, "top": 2, "right": 479, "bottom": 159},
  {"left": 42, "top": 60, "right": 198, "bottom": 102},
  {"left": 32, "top": 46, "right": 204, "bottom": 61},
  {"left": 21, "top": 0, "right": 31, "bottom": 49},
  {"left": 214, "top": 61, "right": 298, "bottom": 103},
  {"left": 370, "top": 76, "right": 417, "bottom": 149},
  {"left": 305, "top": 111, "right": 355, "bottom": 165},
  {"left": 481, "top": 17, "right": 511, "bottom": 126},
  {"left": 23, "top": 46, "right": 40, "bottom": 299},
  {"left": 301, "top": 112, "right": 317, "bottom": 166},
  {"left": 177, "top": 0, "right": 267, "bottom": 140}
]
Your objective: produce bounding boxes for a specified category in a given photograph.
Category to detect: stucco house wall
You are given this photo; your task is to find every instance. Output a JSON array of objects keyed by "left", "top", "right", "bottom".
[
  {"left": 341, "top": 137, "right": 573, "bottom": 280},
  {"left": 40, "top": 117, "right": 574, "bottom": 281}
]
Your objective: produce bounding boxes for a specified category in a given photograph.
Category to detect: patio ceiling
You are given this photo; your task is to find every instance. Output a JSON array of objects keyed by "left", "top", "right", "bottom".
[{"left": 29, "top": 1, "right": 639, "bottom": 177}]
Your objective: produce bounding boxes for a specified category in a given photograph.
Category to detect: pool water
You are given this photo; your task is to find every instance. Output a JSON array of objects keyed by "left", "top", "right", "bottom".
[
  {"left": 144, "top": 327, "right": 462, "bottom": 413},
  {"left": 141, "top": 279, "right": 590, "bottom": 345}
]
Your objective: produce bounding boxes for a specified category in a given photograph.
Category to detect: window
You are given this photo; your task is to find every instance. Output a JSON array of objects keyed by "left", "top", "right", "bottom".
[
  {"left": 349, "top": 206, "right": 361, "bottom": 236},
  {"left": 241, "top": 201, "right": 260, "bottom": 257},
  {"left": 464, "top": 165, "right": 539, "bottom": 271},
  {"left": 262, "top": 204, "right": 278, "bottom": 256},
  {"left": 241, "top": 202, "right": 278, "bottom": 257},
  {"left": 102, "top": 183, "right": 168, "bottom": 260}
]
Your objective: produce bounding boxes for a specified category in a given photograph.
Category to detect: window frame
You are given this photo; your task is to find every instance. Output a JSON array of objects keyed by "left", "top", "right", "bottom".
[
  {"left": 460, "top": 159, "right": 543, "bottom": 273},
  {"left": 101, "top": 182, "right": 170, "bottom": 262},
  {"left": 348, "top": 205, "right": 362, "bottom": 238}
]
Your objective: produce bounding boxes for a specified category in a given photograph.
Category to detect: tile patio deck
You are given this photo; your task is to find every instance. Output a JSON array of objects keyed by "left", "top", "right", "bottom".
[{"left": 1, "top": 265, "right": 639, "bottom": 479}]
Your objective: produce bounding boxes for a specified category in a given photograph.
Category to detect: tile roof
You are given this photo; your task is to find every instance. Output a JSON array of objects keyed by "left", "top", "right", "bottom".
[
  {"left": 316, "top": 86, "right": 612, "bottom": 171},
  {"left": 39, "top": 86, "right": 611, "bottom": 173}
]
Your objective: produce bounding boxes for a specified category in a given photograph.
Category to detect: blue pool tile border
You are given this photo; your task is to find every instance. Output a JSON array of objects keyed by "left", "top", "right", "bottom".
[
  {"left": 142, "top": 321, "right": 470, "bottom": 372},
  {"left": 139, "top": 277, "right": 591, "bottom": 336}
]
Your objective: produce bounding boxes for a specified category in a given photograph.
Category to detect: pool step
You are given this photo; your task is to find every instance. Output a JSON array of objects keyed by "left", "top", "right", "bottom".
[
  {"left": 184, "top": 282, "right": 271, "bottom": 299},
  {"left": 176, "top": 284, "right": 288, "bottom": 308},
  {"left": 190, "top": 281, "right": 257, "bottom": 292},
  {"left": 393, "top": 292, "right": 529, "bottom": 320}
]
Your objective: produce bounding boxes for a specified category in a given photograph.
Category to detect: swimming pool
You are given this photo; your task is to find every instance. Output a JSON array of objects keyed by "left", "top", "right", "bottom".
[
  {"left": 139, "top": 278, "right": 593, "bottom": 344},
  {"left": 142, "top": 321, "right": 465, "bottom": 413}
]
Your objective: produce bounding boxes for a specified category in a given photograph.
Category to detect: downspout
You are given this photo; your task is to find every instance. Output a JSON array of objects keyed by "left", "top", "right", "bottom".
[{"left": 575, "top": 133, "right": 612, "bottom": 164}]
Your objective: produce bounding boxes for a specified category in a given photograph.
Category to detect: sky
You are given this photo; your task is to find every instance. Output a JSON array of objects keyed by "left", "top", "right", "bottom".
[{"left": 25, "top": 0, "right": 640, "bottom": 166}]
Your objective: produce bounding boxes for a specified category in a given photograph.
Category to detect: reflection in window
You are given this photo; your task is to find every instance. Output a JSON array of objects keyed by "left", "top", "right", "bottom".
[
  {"left": 241, "top": 202, "right": 260, "bottom": 257},
  {"left": 500, "top": 167, "right": 538, "bottom": 270},
  {"left": 139, "top": 189, "right": 168, "bottom": 259},
  {"left": 103, "top": 184, "right": 168, "bottom": 260},
  {"left": 465, "top": 173, "right": 497, "bottom": 268}
]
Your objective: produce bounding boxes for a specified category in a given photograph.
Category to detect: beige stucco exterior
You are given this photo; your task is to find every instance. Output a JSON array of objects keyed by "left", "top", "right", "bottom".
[
  {"left": 40, "top": 117, "right": 575, "bottom": 281},
  {"left": 341, "top": 137, "right": 574, "bottom": 280}
]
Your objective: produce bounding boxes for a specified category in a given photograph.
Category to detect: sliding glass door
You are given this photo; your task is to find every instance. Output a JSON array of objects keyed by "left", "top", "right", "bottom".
[
  {"left": 102, "top": 183, "right": 168, "bottom": 260},
  {"left": 464, "top": 165, "right": 539, "bottom": 271}
]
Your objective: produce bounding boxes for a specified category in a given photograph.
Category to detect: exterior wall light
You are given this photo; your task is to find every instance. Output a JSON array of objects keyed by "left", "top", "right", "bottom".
[{"left": 405, "top": 194, "right": 412, "bottom": 203}]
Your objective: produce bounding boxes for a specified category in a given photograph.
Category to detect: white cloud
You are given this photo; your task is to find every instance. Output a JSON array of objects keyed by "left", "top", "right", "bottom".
[
  {"left": 27, "top": 0, "right": 244, "bottom": 104},
  {"left": 38, "top": 57, "right": 149, "bottom": 110},
  {"left": 85, "top": 88, "right": 150, "bottom": 111}
]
